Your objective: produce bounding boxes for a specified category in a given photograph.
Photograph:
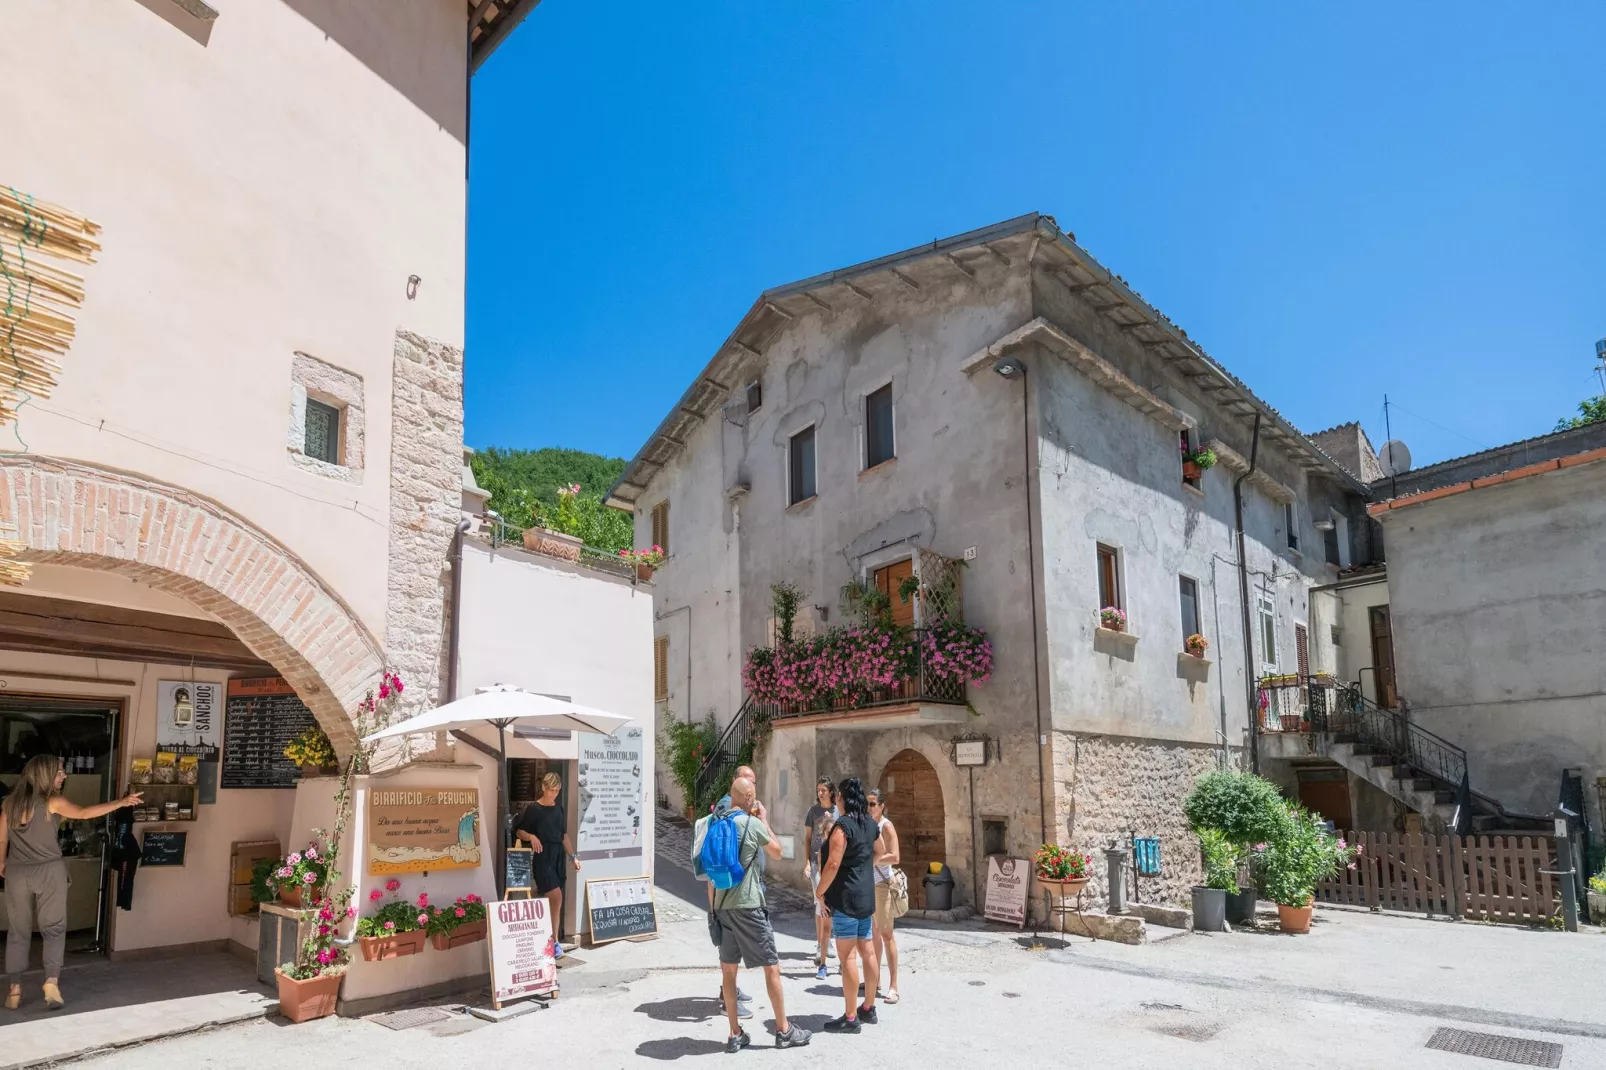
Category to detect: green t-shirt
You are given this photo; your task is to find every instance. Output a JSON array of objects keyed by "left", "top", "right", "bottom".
[{"left": 705, "top": 811, "right": 771, "bottom": 911}]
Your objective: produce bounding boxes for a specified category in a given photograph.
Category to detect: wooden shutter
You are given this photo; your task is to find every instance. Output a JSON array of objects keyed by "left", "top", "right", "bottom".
[
  {"left": 874, "top": 560, "right": 916, "bottom": 629},
  {"left": 653, "top": 636, "right": 669, "bottom": 701},
  {"left": 650, "top": 501, "right": 669, "bottom": 554},
  {"left": 1295, "top": 623, "right": 1310, "bottom": 678}
]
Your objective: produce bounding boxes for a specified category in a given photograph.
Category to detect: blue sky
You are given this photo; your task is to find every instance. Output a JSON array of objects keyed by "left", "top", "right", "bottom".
[{"left": 466, "top": 2, "right": 1606, "bottom": 469}]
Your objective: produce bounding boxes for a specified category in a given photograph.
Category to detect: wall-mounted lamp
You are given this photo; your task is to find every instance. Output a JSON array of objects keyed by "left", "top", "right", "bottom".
[{"left": 992, "top": 356, "right": 1025, "bottom": 380}]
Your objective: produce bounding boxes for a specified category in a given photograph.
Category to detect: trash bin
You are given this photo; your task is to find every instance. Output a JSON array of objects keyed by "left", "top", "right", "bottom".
[{"left": 922, "top": 863, "right": 956, "bottom": 911}]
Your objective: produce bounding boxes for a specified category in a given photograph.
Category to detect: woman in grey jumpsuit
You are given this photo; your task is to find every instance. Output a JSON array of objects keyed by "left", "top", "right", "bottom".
[{"left": 2, "top": 755, "right": 142, "bottom": 1010}]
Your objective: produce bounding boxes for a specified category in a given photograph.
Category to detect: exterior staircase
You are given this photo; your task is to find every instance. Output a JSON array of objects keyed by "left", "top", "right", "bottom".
[
  {"left": 690, "top": 696, "right": 758, "bottom": 811},
  {"left": 1297, "top": 683, "right": 1550, "bottom": 836}
]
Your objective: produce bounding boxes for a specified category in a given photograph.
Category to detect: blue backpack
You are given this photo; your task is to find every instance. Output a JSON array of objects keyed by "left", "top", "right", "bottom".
[{"left": 700, "top": 811, "right": 748, "bottom": 890}]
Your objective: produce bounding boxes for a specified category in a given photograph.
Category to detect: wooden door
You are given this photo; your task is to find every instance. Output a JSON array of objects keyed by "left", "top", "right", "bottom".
[
  {"left": 1369, "top": 605, "right": 1397, "bottom": 707},
  {"left": 873, "top": 559, "right": 916, "bottom": 629},
  {"left": 1297, "top": 777, "right": 1353, "bottom": 831},
  {"left": 878, "top": 749, "right": 945, "bottom": 907}
]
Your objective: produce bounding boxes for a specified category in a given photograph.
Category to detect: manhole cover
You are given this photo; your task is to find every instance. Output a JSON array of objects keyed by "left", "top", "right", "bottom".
[
  {"left": 1426, "top": 1028, "right": 1562, "bottom": 1067},
  {"left": 366, "top": 1007, "right": 452, "bottom": 1031}
]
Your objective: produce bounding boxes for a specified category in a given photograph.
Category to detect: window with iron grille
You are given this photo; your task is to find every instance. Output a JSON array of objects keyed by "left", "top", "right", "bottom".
[
  {"left": 865, "top": 384, "right": 895, "bottom": 469},
  {"left": 304, "top": 399, "right": 341, "bottom": 464},
  {"left": 789, "top": 425, "right": 816, "bottom": 504}
]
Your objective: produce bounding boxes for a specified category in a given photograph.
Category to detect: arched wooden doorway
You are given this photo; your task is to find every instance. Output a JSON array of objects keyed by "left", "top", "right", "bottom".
[{"left": 878, "top": 749, "right": 946, "bottom": 908}]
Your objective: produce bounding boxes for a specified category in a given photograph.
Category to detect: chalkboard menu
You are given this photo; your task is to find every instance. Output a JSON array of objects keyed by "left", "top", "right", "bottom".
[
  {"left": 141, "top": 830, "right": 187, "bottom": 867},
  {"left": 505, "top": 846, "right": 533, "bottom": 895},
  {"left": 585, "top": 876, "right": 657, "bottom": 944},
  {"left": 221, "top": 677, "right": 318, "bottom": 789}
]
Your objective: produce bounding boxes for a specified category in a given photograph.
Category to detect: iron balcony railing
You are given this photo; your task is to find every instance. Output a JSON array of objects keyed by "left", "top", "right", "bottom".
[
  {"left": 758, "top": 628, "right": 968, "bottom": 724},
  {"left": 691, "top": 696, "right": 757, "bottom": 813},
  {"left": 480, "top": 516, "right": 644, "bottom": 583}
]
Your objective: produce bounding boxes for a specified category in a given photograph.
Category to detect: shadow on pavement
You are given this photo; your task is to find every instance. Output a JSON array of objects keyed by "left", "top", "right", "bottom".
[
  {"left": 635, "top": 1037, "right": 728, "bottom": 1060},
  {"left": 635, "top": 996, "right": 723, "bottom": 1024}
]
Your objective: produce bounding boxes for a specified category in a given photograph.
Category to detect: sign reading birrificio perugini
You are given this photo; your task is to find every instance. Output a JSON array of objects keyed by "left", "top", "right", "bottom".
[
  {"left": 488, "top": 896, "right": 557, "bottom": 1009},
  {"left": 366, "top": 786, "right": 483, "bottom": 875}
]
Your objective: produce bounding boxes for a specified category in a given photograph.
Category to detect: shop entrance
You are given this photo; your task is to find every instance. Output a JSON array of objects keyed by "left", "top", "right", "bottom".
[
  {"left": 508, "top": 755, "right": 575, "bottom": 938},
  {"left": 878, "top": 749, "right": 946, "bottom": 908},
  {"left": 0, "top": 696, "right": 123, "bottom": 962}
]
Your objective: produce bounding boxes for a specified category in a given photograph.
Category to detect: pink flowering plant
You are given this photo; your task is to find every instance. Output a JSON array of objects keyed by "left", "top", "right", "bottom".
[
  {"left": 355, "top": 881, "right": 430, "bottom": 938},
  {"left": 278, "top": 670, "right": 406, "bottom": 983},
  {"left": 1100, "top": 606, "right": 1128, "bottom": 630},
  {"left": 618, "top": 545, "right": 666, "bottom": 569},
  {"left": 425, "top": 894, "right": 488, "bottom": 937},
  {"left": 1254, "top": 805, "right": 1359, "bottom": 907},
  {"left": 265, "top": 838, "right": 330, "bottom": 899}
]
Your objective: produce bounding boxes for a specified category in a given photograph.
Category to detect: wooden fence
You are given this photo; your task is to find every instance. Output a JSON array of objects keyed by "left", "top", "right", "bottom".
[{"left": 1315, "top": 831, "right": 1559, "bottom": 923}]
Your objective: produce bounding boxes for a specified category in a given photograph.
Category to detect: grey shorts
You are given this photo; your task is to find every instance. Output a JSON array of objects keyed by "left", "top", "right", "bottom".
[{"left": 716, "top": 908, "right": 778, "bottom": 968}]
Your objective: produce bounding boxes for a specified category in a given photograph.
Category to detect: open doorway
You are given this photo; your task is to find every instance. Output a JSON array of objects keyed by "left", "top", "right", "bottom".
[{"left": 0, "top": 696, "right": 123, "bottom": 962}]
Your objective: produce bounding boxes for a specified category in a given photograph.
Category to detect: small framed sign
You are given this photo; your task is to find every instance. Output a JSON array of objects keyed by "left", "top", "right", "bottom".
[
  {"left": 505, "top": 846, "right": 533, "bottom": 898},
  {"left": 585, "top": 876, "right": 658, "bottom": 945},
  {"left": 141, "top": 830, "right": 187, "bottom": 868},
  {"left": 955, "top": 740, "right": 987, "bottom": 767}
]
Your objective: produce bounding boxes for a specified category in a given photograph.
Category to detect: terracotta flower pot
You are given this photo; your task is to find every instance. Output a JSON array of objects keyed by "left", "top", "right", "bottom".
[
  {"left": 429, "top": 919, "right": 487, "bottom": 951},
  {"left": 1101, "top": 619, "right": 1125, "bottom": 633},
  {"left": 275, "top": 969, "right": 342, "bottom": 1024},
  {"left": 1280, "top": 713, "right": 1302, "bottom": 732},
  {"left": 358, "top": 930, "right": 429, "bottom": 961},
  {"left": 522, "top": 526, "right": 582, "bottom": 562},
  {"left": 1035, "top": 875, "right": 1089, "bottom": 895},
  {"left": 278, "top": 884, "right": 322, "bottom": 910},
  {"left": 635, "top": 563, "right": 655, "bottom": 581},
  {"left": 1277, "top": 901, "right": 1314, "bottom": 934},
  {"left": 1183, "top": 460, "right": 1203, "bottom": 482}
]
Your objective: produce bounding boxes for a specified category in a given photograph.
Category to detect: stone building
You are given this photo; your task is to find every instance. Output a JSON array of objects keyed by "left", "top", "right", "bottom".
[
  {"left": 0, "top": 0, "right": 543, "bottom": 1002},
  {"left": 609, "top": 214, "right": 1374, "bottom": 910}
]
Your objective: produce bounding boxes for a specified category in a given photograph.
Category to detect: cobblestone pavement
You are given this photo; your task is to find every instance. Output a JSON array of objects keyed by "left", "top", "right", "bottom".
[{"left": 656, "top": 806, "right": 814, "bottom": 915}]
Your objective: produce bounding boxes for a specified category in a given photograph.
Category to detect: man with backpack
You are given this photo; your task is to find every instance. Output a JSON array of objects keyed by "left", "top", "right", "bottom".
[{"left": 694, "top": 775, "right": 810, "bottom": 1053}]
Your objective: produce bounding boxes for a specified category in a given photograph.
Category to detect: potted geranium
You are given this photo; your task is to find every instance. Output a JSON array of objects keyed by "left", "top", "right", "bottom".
[
  {"left": 1256, "top": 806, "right": 1358, "bottom": 933},
  {"left": 284, "top": 725, "right": 337, "bottom": 778},
  {"left": 427, "top": 894, "right": 489, "bottom": 950},
  {"left": 355, "top": 880, "right": 431, "bottom": 960},
  {"left": 267, "top": 840, "right": 329, "bottom": 909},
  {"left": 1099, "top": 606, "right": 1127, "bottom": 633},
  {"left": 1034, "top": 843, "right": 1092, "bottom": 890},
  {"left": 1191, "top": 828, "right": 1239, "bottom": 932},
  {"left": 1182, "top": 447, "right": 1218, "bottom": 482},
  {"left": 1185, "top": 633, "right": 1209, "bottom": 658},
  {"left": 618, "top": 545, "right": 666, "bottom": 580}
]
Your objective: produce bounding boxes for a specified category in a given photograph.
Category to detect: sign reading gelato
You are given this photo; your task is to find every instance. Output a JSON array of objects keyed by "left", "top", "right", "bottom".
[
  {"left": 488, "top": 896, "right": 557, "bottom": 1007},
  {"left": 366, "top": 786, "right": 482, "bottom": 875}
]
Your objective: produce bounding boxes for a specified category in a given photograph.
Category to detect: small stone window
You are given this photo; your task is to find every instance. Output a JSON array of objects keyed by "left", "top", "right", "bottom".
[{"left": 288, "top": 352, "right": 364, "bottom": 483}]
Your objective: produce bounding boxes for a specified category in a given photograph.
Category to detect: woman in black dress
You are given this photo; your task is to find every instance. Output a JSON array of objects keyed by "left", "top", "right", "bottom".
[{"left": 515, "top": 772, "right": 579, "bottom": 944}]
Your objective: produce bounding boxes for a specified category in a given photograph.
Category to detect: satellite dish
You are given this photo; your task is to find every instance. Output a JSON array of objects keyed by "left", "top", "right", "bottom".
[{"left": 1379, "top": 439, "right": 1413, "bottom": 477}]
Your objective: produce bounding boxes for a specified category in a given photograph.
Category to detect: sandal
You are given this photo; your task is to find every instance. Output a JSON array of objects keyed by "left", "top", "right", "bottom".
[
  {"left": 5, "top": 988, "right": 19, "bottom": 1010},
  {"left": 42, "top": 983, "right": 63, "bottom": 1010},
  {"left": 882, "top": 988, "right": 900, "bottom": 1004}
]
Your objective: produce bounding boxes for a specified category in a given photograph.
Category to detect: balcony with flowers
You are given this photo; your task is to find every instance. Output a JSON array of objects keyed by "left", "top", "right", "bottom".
[{"left": 742, "top": 552, "right": 992, "bottom": 731}]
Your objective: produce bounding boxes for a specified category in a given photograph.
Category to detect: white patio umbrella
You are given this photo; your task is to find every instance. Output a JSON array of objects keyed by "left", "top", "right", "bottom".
[{"left": 363, "top": 685, "right": 631, "bottom": 893}]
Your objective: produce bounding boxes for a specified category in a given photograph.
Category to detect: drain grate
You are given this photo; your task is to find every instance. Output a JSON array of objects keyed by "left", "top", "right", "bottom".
[
  {"left": 366, "top": 1007, "right": 453, "bottom": 1031},
  {"left": 1426, "top": 1028, "right": 1562, "bottom": 1067}
]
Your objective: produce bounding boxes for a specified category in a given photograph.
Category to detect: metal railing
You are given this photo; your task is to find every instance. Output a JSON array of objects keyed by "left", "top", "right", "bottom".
[
  {"left": 480, "top": 515, "right": 644, "bottom": 583},
  {"left": 759, "top": 628, "right": 968, "bottom": 723},
  {"left": 691, "top": 697, "right": 756, "bottom": 812}
]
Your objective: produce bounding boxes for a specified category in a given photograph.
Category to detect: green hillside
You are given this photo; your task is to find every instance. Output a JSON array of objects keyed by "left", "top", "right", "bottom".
[{"left": 469, "top": 447, "right": 633, "bottom": 551}]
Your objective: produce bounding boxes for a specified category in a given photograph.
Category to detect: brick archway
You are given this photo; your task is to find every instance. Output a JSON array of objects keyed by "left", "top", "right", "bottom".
[{"left": 0, "top": 456, "right": 385, "bottom": 749}]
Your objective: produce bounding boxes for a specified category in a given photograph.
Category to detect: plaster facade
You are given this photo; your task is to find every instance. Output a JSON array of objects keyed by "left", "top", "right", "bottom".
[{"left": 626, "top": 218, "right": 1371, "bottom": 909}]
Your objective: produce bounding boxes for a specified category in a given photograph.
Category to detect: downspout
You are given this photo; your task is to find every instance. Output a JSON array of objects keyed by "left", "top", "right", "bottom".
[
  {"left": 1017, "top": 364, "right": 1050, "bottom": 846},
  {"left": 1233, "top": 414, "right": 1263, "bottom": 773}
]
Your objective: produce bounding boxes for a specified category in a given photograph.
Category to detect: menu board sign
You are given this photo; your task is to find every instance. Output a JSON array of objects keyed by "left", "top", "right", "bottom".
[
  {"left": 221, "top": 677, "right": 318, "bottom": 789},
  {"left": 366, "top": 786, "right": 483, "bottom": 876},
  {"left": 983, "top": 856, "right": 1029, "bottom": 927},
  {"left": 488, "top": 897, "right": 557, "bottom": 1008},
  {"left": 575, "top": 725, "right": 644, "bottom": 861},
  {"left": 585, "top": 876, "right": 658, "bottom": 944}
]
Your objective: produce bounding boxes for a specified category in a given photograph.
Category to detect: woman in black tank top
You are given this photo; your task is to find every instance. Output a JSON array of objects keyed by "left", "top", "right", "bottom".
[{"left": 813, "top": 777, "right": 882, "bottom": 1033}]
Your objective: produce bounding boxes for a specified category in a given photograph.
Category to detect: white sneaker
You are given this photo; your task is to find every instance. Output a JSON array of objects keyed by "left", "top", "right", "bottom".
[{"left": 826, "top": 943, "right": 836, "bottom": 959}]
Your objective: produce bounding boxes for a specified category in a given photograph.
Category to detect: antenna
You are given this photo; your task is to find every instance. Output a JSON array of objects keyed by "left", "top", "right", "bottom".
[{"left": 1384, "top": 394, "right": 1396, "bottom": 497}]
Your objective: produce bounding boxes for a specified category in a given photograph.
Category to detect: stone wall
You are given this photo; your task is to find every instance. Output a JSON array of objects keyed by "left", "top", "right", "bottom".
[
  {"left": 384, "top": 329, "right": 464, "bottom": 765},
  {"left": 1053, "top": 730, "right": 1236, "bottom": 909}
]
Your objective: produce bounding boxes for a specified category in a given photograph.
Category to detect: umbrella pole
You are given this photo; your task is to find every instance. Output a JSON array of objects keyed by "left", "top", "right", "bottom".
[{"left": 498, "top": 721, "right": 512, "bottom": 899}]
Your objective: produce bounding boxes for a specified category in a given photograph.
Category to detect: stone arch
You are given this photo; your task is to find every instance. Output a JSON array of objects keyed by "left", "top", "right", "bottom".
[
  {"left": 875, "top": 746, "right": 948, "bottom": 908},
  {"left": 0, "top": 456, "right": 385, "bottom": 749}
]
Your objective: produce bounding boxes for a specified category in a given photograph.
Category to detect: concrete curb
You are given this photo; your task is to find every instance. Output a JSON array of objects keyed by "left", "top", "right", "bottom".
[{"left": 2, "top": 1003, "right": 278, "bottom": 1070}]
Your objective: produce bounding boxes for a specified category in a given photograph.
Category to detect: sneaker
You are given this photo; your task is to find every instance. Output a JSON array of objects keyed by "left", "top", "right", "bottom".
[
  {"left": 815, "top": 962, "right": 828, "bottom": 981},
  {"left": 857, "top": 1005, "right": 878, "bottom": 1025},
  {"left": 825, "top": 943, "right": 836, "bottom": 959},
  {"left": 726, "top": 1031, "right": 751, "bottom": 1054},
  {"left": 720, "top": 997, "right": 753, "bottom": 1020},
  {"left": 774, "top": 1024, "right": 812, "bottom": 1048},
  {"left": 737, "top": 987, "right": 752, "bottom": 1004},
  {"left": 823, "top": 1014, "right": 860, "bottom": 1034}
]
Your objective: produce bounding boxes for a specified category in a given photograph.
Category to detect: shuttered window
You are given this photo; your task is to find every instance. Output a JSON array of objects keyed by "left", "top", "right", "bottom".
[
  {"left": 650, "top": 500, "right": 670, "bottom": 554},
  {"left": 653, "top": 636, "right": 669, "bottom": 701},
  {"left": 865, "top": 384, "right": 894, "bottom": 469},
  {"left": 1295, "top": 623, "right": 1310, "bottom": 679}
]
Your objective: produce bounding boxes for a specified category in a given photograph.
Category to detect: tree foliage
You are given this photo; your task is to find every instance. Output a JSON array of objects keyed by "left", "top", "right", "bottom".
[
  {"left": 469, "top": 447, "right": 633, "bottom": 551},
  {"left": 1556, "top": 395, "right": 1606, "bottom": 431}
]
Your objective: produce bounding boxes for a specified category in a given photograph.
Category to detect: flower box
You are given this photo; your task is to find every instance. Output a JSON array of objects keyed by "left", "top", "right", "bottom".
[
  {"left": 278, "top": 885, "right": 322, "bottom": 910},
  {"left": 275, "top": 968, "right": 343, "bottom": 1024},
  {"left": 1279, "top": 714, "right": 1302, "bottom": 732},
  {"left": 522, "top": 526, "right": 582, "bottom": 562},
  {"left": 358, "top": 930, "right": 428, "bottom": 961},
  {"left": 429, "top": 919, "right": 487, "bottom": 951}
]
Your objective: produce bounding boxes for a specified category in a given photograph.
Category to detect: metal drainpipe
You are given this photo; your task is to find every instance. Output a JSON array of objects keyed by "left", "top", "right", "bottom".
[
  {"left": 1233, "top": 415, "right": 1263, "bottom": 773},
  {"left": 1015, "top": 364, "right": 1050, "bottom": 846},
  {"left": 446, "top": 518, "right": 472, "bottom": 704}
]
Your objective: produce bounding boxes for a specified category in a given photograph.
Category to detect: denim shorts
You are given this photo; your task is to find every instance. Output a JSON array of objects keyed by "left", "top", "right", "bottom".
[{"left": 830, "top": 910, "right": 873, "bottom": 940}]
